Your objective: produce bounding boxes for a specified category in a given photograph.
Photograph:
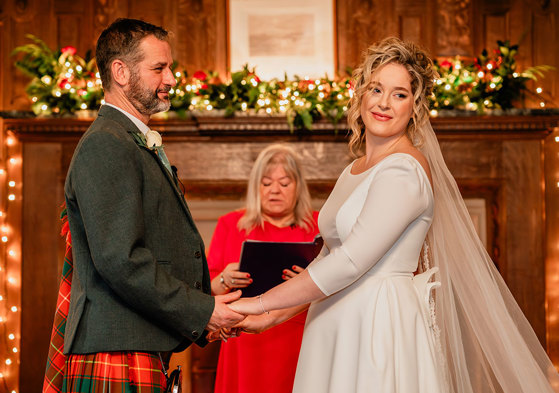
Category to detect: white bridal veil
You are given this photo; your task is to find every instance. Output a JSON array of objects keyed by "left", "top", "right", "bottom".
[{"left": 419, "top": 119, "right": 559, "bottom": 392}]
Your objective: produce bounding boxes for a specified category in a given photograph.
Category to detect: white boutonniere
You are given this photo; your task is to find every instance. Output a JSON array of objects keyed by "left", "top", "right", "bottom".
[
  {"left": 131, "top": 129, "right": 173, "bottom": 174},
  {"left": 145, "top": 129, "right": 163, "bottom": 148}
]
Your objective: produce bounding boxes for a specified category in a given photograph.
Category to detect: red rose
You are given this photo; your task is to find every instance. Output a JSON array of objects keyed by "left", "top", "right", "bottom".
[
  {"left": 193, "top": 70, "right": 207, "bottom": 80},
  {"left": 201, "top": 84, "right": 208, "bottom": 89},
  {"left": 439, "top": 60, "right": 452, "bottom": 69},
  {"left": 61, "top": 46, "right": 77, "bottom": 56}
]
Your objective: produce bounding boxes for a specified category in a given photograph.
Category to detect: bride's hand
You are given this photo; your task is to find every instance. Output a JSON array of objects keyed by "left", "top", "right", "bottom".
[
  {"left": 234, "top": 314, "right": 276, "bottom": 334},
  {"left": 229, "top": 296, "right": 265, "bottom": 315}
]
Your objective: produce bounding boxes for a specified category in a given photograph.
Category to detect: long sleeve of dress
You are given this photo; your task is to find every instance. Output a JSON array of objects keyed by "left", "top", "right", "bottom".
[{"left": 308, "top": 158, "right": 431, "bottom": 296}]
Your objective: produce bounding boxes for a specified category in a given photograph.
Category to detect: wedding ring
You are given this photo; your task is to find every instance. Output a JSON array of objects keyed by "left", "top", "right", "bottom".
[{"left": 231, "top": 278, "right": 236, "bottom": 284}]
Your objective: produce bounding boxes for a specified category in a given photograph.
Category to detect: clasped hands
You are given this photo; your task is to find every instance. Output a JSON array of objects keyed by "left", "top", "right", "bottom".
[
  {"left": 205, "top": 290, "right": 268, "bottom": 342},
  {"left": 206, "top": 264, "right": 304, "bottom": 342}
]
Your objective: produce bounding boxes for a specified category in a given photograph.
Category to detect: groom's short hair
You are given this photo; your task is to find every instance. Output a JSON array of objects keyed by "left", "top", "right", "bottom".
[{"left": 96, "top": 18, "right": 169, "bottom": 91}]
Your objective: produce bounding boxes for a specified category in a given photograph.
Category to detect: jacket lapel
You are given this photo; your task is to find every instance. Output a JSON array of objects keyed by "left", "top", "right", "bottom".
[{"left": 97, "top": 106, "right": 197, "bottom": 227}]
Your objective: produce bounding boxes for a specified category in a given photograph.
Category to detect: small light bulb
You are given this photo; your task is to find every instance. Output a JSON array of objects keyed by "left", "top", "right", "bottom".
[
  {"left": 8, "top": 194, "right": 15, "bottom": 201},
  {"left": 554, "top": 136, "right": 559, "bottom": 142},
  {"left": 9, "top": 158, "right": 17, "bottom": 164},
  {"left": 1, "top": 236, "right": 7, "bottom": 243},
  {"left": 8, "top": 181, "right": 15, "bottom": 187},
  {"left": 5, "top": 359, "right": 11, "bottom": 365},
  {"left": 8, "top": 250, "right": 16, "bottom": 257},
  {"left": 536, "top": 87, "right": 543, "bottom": 94},
  {"left": 8, "top": 334, "right": 15, "bottom": 340},
  {"left": 12, "top": 347, "right": 17, "bottom": 353},
  {"left": 11, "top": 306, "right": 17, "bottom": 312}
]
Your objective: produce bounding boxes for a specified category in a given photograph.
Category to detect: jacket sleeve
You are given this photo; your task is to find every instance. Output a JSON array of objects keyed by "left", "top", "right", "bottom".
[
  {"left": 307, "top": 158, "right": 430, "bottom": 296},
  {"left": 66, "top": 129, "right": 214, "bottom": 342}
]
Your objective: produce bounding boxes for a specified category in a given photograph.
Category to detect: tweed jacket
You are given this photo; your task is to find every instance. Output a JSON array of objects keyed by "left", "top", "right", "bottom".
[{"left": 63, "top": 105, "right": 215, "bottom": 354}]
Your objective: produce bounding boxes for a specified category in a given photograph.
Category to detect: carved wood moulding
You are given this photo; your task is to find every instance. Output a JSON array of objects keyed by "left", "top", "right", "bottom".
[{"left": 3, "top": 115, "right": 557, "bottom": 142}]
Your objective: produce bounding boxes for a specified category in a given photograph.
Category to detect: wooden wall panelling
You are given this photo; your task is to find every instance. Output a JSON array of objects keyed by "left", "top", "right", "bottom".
[
  {"left": 20, "top": 142, "right": 66, "bottom": 393},
  {"left": 532, "top": 4, "right": 557, "bottom": 107},
  {"left": 472, "top": 0, "right": 511, "bottom": 54},
  {"left": 335, "top": 0, "right": 378, "bottom": 74},
  {"left": 436, "top": 0, "right": 474, "bottom": 56},
  {"left": 545, "top": 127, "right": 559, "bottom": 367},
  {"left": 395, "top": 0, "right": 435, "bottom": 53},
  {"left": 502, "top": 139, "right": 547, "bottom": 340},
  {"left": 177, "top": 0, "right": 228, "bottom": 77}
]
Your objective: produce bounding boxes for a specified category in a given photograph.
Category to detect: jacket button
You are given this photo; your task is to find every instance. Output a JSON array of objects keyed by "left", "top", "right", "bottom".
[
  {"left": 194, "top": 251, "right": 201, "bottom": 258},
  {"left": 192, "top": 330, "right": 199, "bottom": 338},
  {"left": 195, "top": 281, "right": 202, "bottom": 289}
]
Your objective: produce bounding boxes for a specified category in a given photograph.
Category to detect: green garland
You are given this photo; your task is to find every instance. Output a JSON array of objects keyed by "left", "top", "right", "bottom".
[{"left": 11, "top": 36, "right": 554, "bottom": 130}]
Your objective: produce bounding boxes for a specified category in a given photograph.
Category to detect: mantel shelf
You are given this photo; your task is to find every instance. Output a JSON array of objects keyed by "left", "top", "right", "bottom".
[{"left": 2, "top": 115, "right": 558, "bottom": 142}]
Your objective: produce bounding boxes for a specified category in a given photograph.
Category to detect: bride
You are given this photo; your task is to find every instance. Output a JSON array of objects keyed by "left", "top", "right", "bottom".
[{"left": 228, "top": 37, "right": 559, "bottom": 392}]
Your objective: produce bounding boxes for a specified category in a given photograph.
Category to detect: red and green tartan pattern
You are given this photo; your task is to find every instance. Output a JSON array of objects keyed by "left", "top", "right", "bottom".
[
  {"left": 43, "top": 206, "right": 166, "bottom": 393},
  {"left": 43, "top": 209, "right": 74, "bottom": 393},
  {"left": 61, "top": 352, "right": 165, "bottom": 393}
]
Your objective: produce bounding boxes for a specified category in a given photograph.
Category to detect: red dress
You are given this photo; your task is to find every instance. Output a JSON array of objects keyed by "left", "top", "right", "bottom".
[{"left": 208, "top": 210, "right": 319, "bottom": 393}]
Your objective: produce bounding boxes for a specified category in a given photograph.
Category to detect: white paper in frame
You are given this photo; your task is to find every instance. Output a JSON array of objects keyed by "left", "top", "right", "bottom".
[{"left": 229, "top": 0, "right": 336, "bottom": 80}]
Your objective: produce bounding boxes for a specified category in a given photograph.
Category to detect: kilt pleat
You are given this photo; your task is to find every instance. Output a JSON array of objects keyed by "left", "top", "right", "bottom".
[{"left": 62, "top": 352, "right": 166, "bottom": 393}]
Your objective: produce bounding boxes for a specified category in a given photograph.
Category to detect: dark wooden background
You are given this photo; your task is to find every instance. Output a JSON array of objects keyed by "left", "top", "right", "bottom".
[
  {"left": 1, "top": 1, "right": 559, "bottom": 393},
  {"left": 1, "top": 0, "right": 558, "bottom": 111}
]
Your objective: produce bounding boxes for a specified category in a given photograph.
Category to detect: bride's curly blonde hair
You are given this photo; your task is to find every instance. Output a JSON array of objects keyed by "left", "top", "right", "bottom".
[{"left": 347, "top": 37, "right": 437, "bottom": 156}]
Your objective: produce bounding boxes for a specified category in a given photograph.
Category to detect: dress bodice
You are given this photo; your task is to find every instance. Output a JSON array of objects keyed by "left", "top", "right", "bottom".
[{"left": 308, "top": 153, "right": 434, "bottom": 295}]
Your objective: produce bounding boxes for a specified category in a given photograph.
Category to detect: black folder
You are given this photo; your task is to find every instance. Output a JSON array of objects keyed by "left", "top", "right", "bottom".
[{"left": 238, "top": 235, "right": 323, "bottom": 297}]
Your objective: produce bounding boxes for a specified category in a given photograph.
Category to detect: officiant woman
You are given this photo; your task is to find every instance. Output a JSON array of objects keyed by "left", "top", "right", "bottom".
[{"left": 207, "top": 144, "right": 319, "bottom": 393}]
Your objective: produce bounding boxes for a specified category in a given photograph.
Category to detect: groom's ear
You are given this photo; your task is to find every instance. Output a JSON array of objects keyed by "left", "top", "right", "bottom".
[{"left": 111, "top": 59, "right": 130, "bottom": 87}]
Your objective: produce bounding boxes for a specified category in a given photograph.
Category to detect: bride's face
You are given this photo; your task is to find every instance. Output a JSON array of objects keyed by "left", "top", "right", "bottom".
[{"left": 360, "top": 62, "right": 414, "bottom": 141}]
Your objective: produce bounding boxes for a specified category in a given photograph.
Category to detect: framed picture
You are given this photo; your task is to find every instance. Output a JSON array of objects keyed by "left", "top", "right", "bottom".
[{"left": 228, "top": 0, "right": 336, "bottom": 80}]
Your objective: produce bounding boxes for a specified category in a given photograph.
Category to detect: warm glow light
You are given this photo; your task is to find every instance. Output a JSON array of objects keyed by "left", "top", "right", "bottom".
[
  {"left": 8, "top": 181, "right": 15, "bottom": 187},
  {"left": 487, "top": 63, "right": 493, "bottom": 70},
  {"left": 11, "top": 306, "right": 17, "bottom": 312},
  {"left": 12, "top": 347, "right": 17, "bottom": 353},
  {"left": 1, "top": 236, "right": 7, "bottom": 243},
  {"left": 5, "top": 359, "right": 11, "bottom": 365},
  {"left": 477, "top": 71, "right": 484, "bottom": 78},
  {"left": 540, "top": 102, "right": 546, "bottom": 108},
  {"left": 8, "top": 250, "right": 16, "bottom": 257},
  {"left": 8, "top": 194, "right": 15, "bottom": 201},
  {"left": 555, "top": 136, "right": 559, "bottom": 142},
  {"left": 9, "top": 158, "right": 17, "bottom": 165},
  {"left": 536, "top": 87, "right": 543, "bottom": 94},
  {"left": 6, "top": 137, "right": 15, "bottom": 146},
  {"left": 8, "top": 334, "right": 14, "bottom": 340}
]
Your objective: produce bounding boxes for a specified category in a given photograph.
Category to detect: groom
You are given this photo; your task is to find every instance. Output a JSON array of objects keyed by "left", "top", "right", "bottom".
[{"left": 62, "top": 18, "right": 244, "bottom": 389}]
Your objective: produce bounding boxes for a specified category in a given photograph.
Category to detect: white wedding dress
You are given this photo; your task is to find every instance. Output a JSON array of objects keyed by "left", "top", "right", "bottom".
[{"left": 293, "top": 153, "right": 447, "bottom": 393}]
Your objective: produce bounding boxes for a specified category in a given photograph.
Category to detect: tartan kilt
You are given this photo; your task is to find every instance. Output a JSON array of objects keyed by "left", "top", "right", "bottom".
[{"left": 62, "top": 352, "right": 166, "bottom": 393}]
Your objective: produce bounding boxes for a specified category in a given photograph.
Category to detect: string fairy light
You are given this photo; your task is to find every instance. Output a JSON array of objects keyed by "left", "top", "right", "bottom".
[{"left": 0, "top": 131, "right": 22, "bottom": 393}]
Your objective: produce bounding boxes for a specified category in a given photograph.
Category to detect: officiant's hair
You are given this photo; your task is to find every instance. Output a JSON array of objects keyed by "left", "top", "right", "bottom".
[
  {"left": 238, "top": 144, "right": 315, "bottom": 233},
  {"left": 96, "top": 18, "right": 169, "bottom": 91},
  {"left": 347, "top": 37, "right": 437, "bottom": 156}
]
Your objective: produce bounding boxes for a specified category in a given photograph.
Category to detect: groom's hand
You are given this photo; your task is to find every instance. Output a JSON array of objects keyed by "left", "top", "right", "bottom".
[{"left": 206, "top": 290, "right": 245, "bottom": 332}]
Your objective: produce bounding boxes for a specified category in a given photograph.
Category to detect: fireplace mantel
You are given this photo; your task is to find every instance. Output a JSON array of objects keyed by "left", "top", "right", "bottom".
[
  {"left": 3, "top": 114, "right": 557, "bottom": 140},
  {"left": 2, "top": 114, "right": 559, "bottom": 393}
]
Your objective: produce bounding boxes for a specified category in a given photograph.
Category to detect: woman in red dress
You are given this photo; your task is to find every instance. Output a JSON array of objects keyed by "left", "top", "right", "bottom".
[{"left": 208, "top": 144, "right": 319, "bottom": 393}]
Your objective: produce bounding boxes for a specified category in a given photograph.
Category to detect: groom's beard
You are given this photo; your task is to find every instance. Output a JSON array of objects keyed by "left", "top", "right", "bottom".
[{"left": 126, "top": 70, "right": 171, "bottom": 116}]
